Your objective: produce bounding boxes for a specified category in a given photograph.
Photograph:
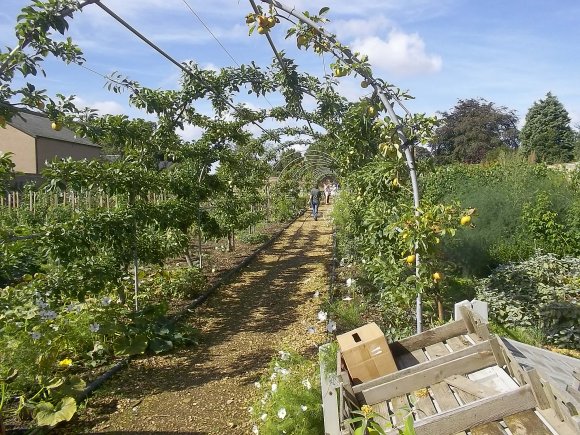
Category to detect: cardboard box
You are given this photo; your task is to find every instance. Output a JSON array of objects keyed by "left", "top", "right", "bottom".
[{"left": 337, "top": 322, "right": 397, "bottom": 384}]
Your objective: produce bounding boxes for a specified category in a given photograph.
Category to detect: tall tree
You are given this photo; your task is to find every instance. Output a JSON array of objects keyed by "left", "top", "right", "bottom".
[
  {"left": 431, "top": 98, "right": 519, "bottom": 163},
  {"left": 520, "top": 92, "right": 575, "bottom": 163}
]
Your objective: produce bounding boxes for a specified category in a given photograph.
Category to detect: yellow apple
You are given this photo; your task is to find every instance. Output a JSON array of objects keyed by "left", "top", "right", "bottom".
[{"left": 51, "top": 121, "right": 62, "bottom": 131}]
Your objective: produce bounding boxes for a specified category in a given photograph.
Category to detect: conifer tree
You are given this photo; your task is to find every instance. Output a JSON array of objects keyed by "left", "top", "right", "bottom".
[{"left": 520, "top": 92, "right": 575, "bottom": 163}]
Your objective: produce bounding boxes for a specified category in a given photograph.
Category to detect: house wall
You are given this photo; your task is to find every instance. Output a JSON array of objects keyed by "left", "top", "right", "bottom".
[
  {"left": 0, "top": 124, "right": 37, "bottom": 173},
  {"left": 36, "top": 137, "right": 101, "bottom": 172}
]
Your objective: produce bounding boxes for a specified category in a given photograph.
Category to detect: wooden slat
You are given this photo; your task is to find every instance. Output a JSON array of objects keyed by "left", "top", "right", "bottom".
[
  {"left": 459, "top": 306, "right": 476, "bottom": 334},
  {"left": 503, "top": 409, "right": 552, "bottom": 435},
  {"left": 389, "top": 320, "right": 468, "bottom": 356},
  {"left": 430, "top": 382, "right": 460, "bottom": 411},
  {"left": 470, "top": 423, "right": 506, "bottom": 435},
  {"left": 402, "top": 350, "right": 438, "bottom": 422},
  {"left": 353, "top": 340, "right": 492, "bottom": 394},
  {"left": 523, "top": 367, "right": 551, "bottom": 410},
  {"left": 319, "top": 344, "right": 341, "bottom": 435},
  {"left": 488, "top": 333, "right": 507, "bottom": 368},
  {"left": 360, "top": 348, "right": 496, "bottom": 404},
  {"left": 413, "top": 386, "right": 537, "bottom": 435},
  {"left": 424, "top": 343, "right": 465, "bottom": 435},
  {"left": 391, "top": 395, "right": 411, "bottom": 426},
  {"left": 445, "top": 375, "right": 498, "bottom": 399},
  {"left": 371, "top": 400, "right": 391, "bottom": 428}
]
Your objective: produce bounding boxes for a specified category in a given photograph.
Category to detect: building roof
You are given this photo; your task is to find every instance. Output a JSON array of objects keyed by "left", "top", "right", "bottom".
[{"left": 7, "top": 110, "right": 101, "bottom": 148}]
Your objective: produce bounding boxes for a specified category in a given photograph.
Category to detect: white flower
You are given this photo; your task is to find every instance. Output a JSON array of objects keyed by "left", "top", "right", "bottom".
[
  {"left": 312, "top": 290, "right": 319, "bottom": 298},
  {"left": 302, "top": 379, "right": 312, "bottom": 390},
  {"left": 89, "top": 323, "right": 100, "bottom": 333},
  {"left": 271, "top": 383, "right": 278, "bottom": 392},
  {"left": 211, "top": 268, "right": 216, "bottom": 273},
  {"left": 254, "top": 381, "right": 261, "bottom": 389},
  {"left": 307, "top": 326, "right": 316, "bottom": 334},
  {"left": 40, "top": 310, "right": 57, "bottom": 320},
  {"left": 278, "top": 350, "right": 290, "bottom": 361},
  {"left": 247, "top": 406, "right": 253, "bottom": 414},
  {"left": 317, "top": 311, "right": 327, "bottom": 322},
  {"left": 260, "top": 413, "right": 267, "bottom": 421},
  {"left": 279, "top": 368, "right": 290, "bottom": 377},
  {"left": 277, "top": 408, "right": 287, "bottom": 419},
  {"left": 270, "top": 372, "right": 277, "bottom": 381},
  {"left": 362, "top": 259, "right": 366, "bottom": 264},
  {"left": 326, "top": 320, "right": 337, "bottom": 333},
  {"left": 30, "top": 331, "right": 42, "bottom": 340},
  {"left": 252, "top": 425, "right": 259, "bottom": 434},
  {"left": 101, "top": 296, "right": 112, "bottom": 306},
  {"left": 301, "top": 405, "right": 308, "bottom": 411},
  {"left": 346, "top": 278, "right": 353, "bottom": 287}
]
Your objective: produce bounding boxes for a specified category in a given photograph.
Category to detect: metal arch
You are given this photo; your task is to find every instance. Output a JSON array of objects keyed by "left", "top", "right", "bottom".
[{"left": 259, "top": 0, "right": 424, "bottom": 332}]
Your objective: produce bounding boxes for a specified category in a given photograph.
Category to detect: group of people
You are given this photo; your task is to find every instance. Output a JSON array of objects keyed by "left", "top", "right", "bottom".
[{"left": 309, "top": 182, "right": 338, "bottom": 220}]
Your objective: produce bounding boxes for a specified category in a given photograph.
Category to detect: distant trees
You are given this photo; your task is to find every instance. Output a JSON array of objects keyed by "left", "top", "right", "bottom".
[
  {"left": 520, "top": 92, "right": 575, "bottom": 163},
  {"left": 431, "top": 98, "right": 519, "bottom": 163}
]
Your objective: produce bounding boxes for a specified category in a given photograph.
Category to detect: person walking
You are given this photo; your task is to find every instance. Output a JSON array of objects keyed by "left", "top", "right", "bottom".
[
  {"left": 324, "top": 183, "right": 331, "bottom": 205},
  {"left": 309, "top": 185, "right": 322, "bottom": 220}
]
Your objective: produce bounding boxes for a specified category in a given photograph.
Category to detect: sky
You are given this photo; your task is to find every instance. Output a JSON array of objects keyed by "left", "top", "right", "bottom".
[{"left": 1, "top": 0, "right": 579, "bottom": 142}]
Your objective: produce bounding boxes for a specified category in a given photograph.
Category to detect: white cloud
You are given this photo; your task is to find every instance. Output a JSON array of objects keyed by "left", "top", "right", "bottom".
[
  {"left": 352, "top": 30, "right": 442, "bottom": 76},
  {"left": 177, "top": 123, "right": 204, "bottom": 141},
  {"left": 329, "top": 16, "right": 393, "bottom": 40},
  {"left": 92, "top": 100, "right": 126, "bottom": 115}
]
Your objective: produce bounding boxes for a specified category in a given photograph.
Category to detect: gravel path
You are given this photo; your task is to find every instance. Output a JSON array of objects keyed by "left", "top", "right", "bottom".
[{"left": 76, "top": 208, "right": 333, "bottom": 434}]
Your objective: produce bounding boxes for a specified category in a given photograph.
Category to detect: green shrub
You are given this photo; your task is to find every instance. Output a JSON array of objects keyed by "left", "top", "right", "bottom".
[
  {"left": 423, "top": 160, "right": 580, "bottom": 275},
  {"left": 152, "top": 266, "right": 206, "bottom": 299},
  {"left": 238, "top": 231, "right": 271, "bottom": 245},
  {"left": 476, "top": 252, "right": 580, "bottom": 348},
  {"left": 329, "top": 298, "right": 366, "bottom": 333},
  {"left": 251, "top": 351, "right": 323, "bottom": 435}
]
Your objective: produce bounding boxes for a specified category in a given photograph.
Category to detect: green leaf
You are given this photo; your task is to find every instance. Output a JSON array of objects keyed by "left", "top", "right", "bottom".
[
  {"left": 149, "top": 337, "right": 173, "bottom": 354},
  {"left": 402, "top": 414, "right": 417, "bottom": 435},
  {"left": 51, "top": 376, "right": 86, "bottom": 401},
  {"left": 113, "top": 335, "right": 148, "bottom": 356},
  {"left": 34, "top": 396, "right": 77, "bottom": 427}
]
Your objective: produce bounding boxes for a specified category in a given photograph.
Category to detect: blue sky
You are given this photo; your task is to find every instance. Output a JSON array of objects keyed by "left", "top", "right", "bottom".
[{"left": 2, "top": 0, "right": 579, "bottom": 141}]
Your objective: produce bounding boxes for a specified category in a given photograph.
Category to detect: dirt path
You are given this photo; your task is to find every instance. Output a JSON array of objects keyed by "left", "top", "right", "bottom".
[{"left": 77, "top": 207, "right": 333, "bottom": 434}]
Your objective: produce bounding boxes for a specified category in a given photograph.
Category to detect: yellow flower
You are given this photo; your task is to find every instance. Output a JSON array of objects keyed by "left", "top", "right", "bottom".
[
  {"left": 361, "top": 404, "right": 373, "bottom": 417},
  {"left": 415, "top": 388, "right": 429, "bottom": 398},
  {"left": 58, "top": 358, "right": 73, "bottom": 368}
]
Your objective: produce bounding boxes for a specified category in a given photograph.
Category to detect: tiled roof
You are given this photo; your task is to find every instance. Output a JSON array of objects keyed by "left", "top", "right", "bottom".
[{"left": 7, "top": 110, "right": 100, "bottom": 148}]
